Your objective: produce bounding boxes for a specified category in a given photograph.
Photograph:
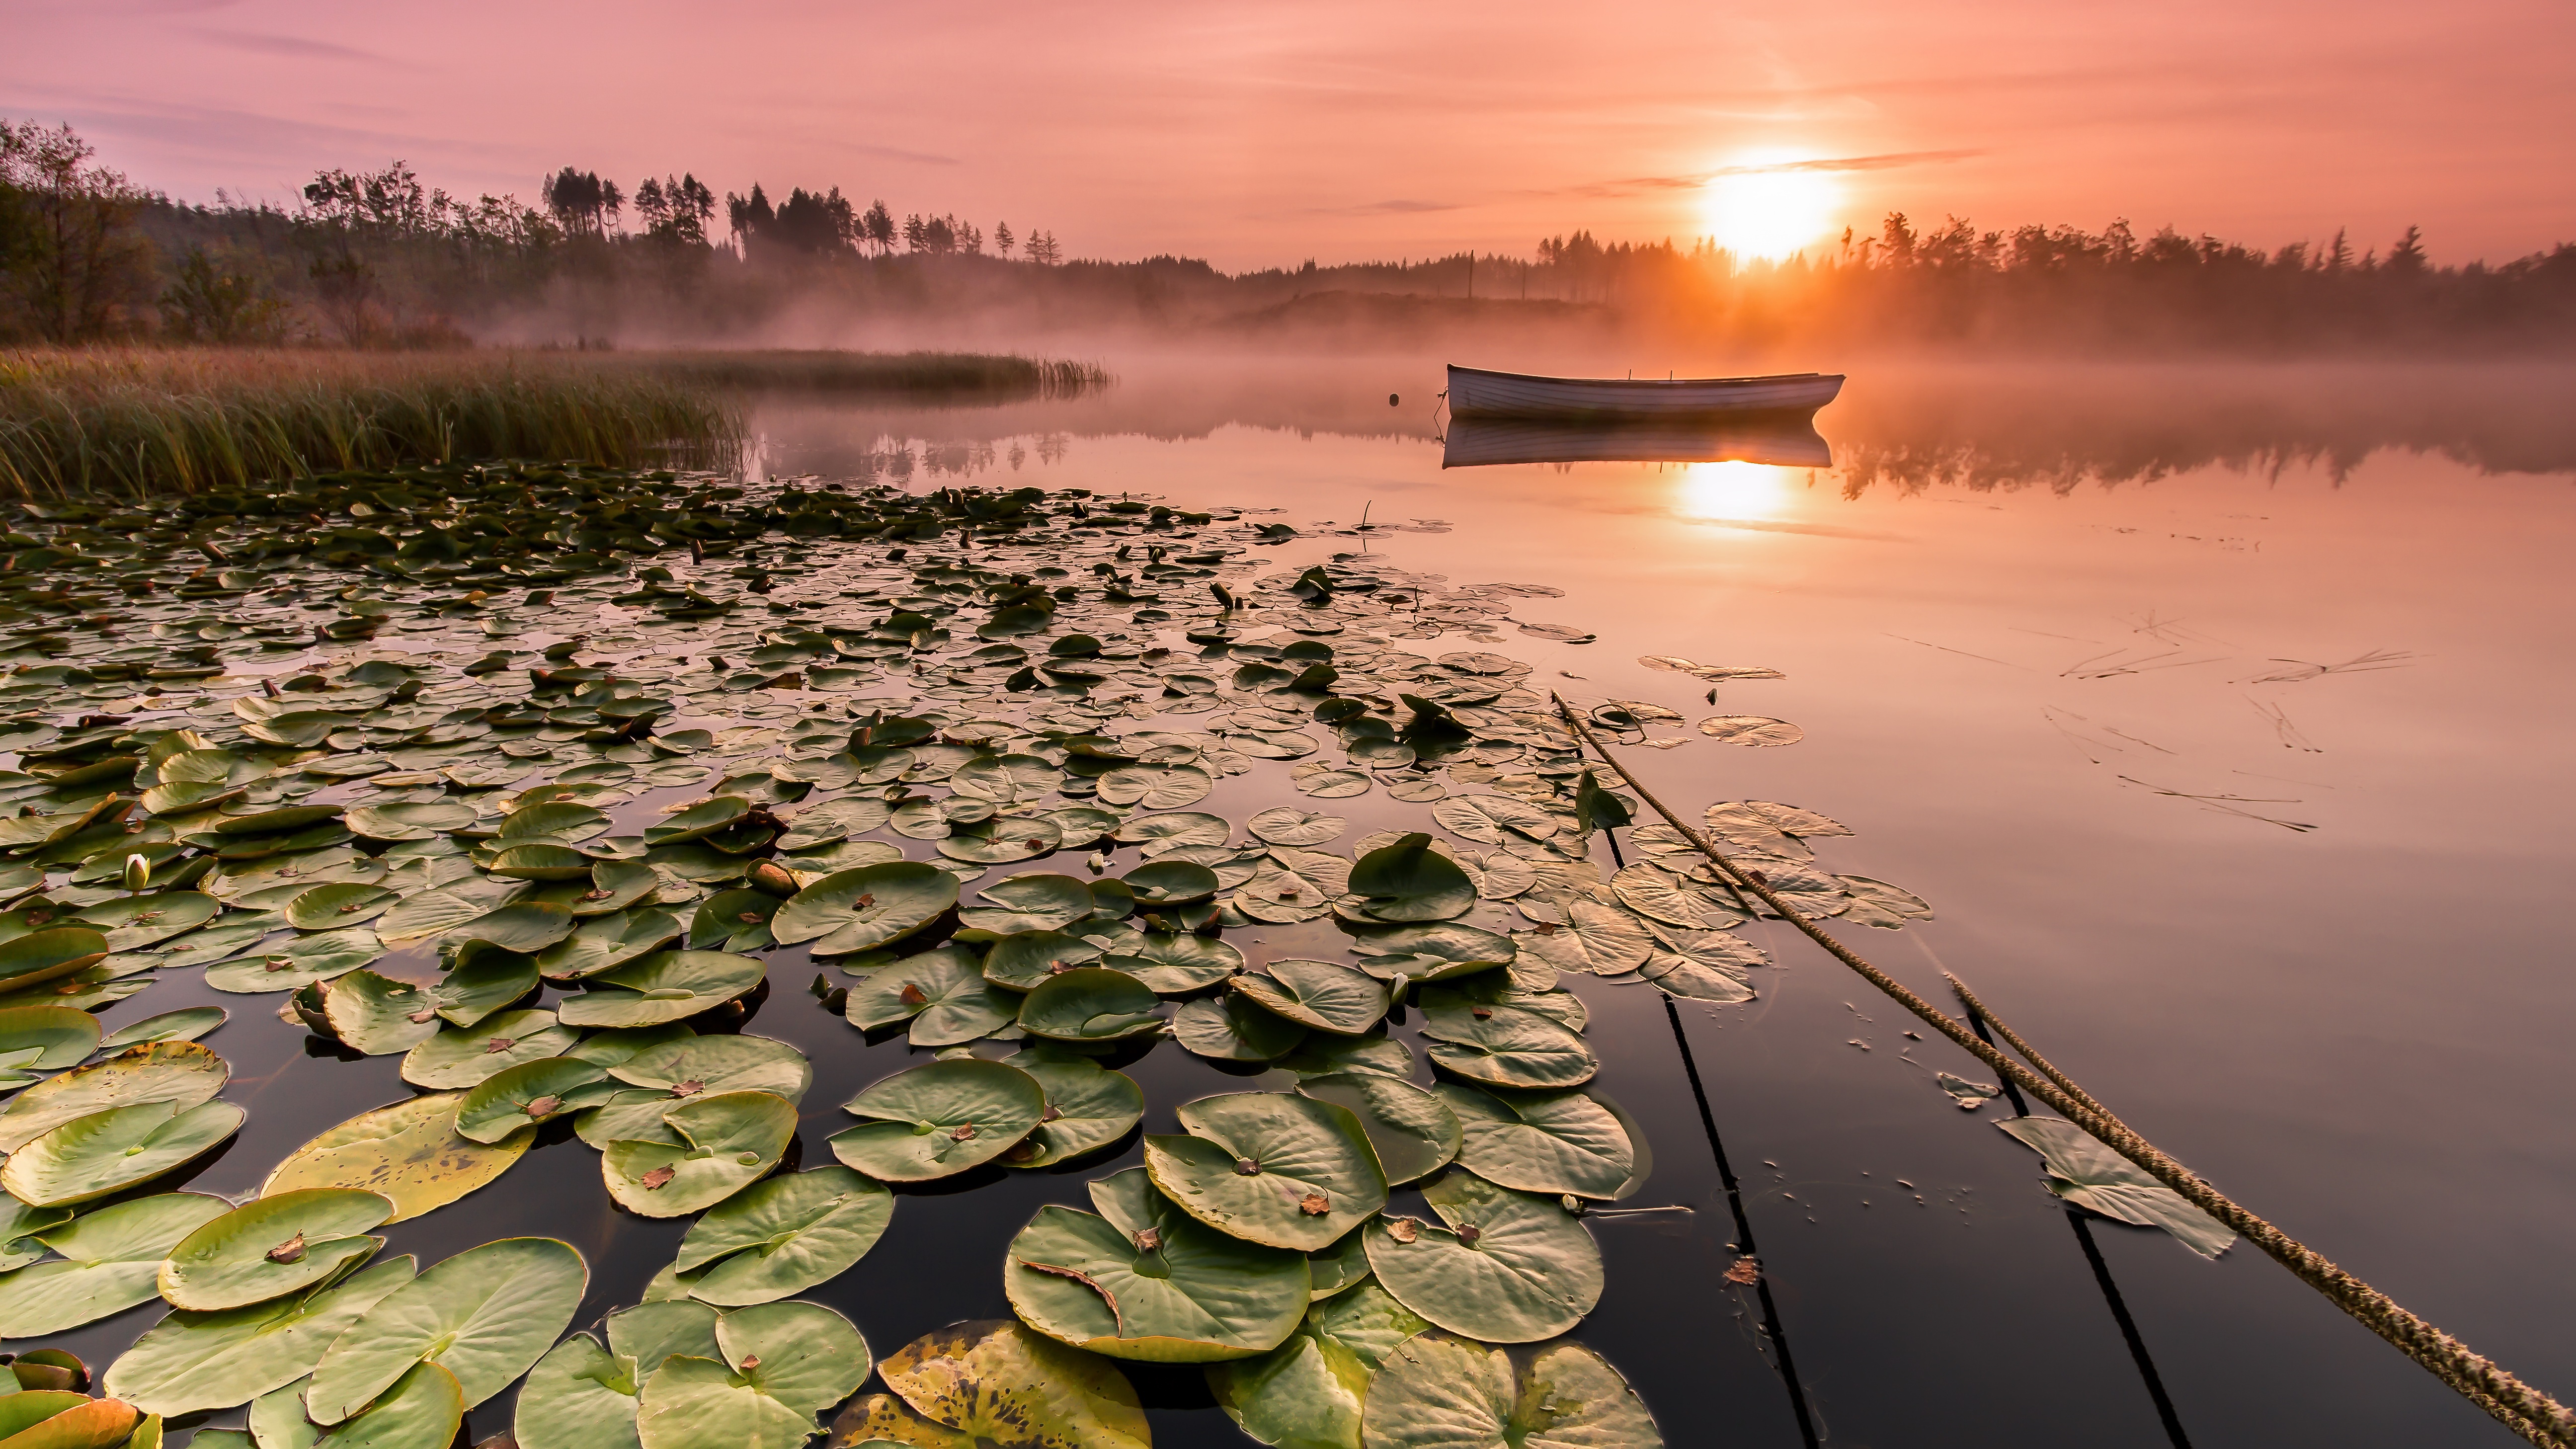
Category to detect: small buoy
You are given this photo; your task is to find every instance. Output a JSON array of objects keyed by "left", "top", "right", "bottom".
[{"left": 1388, "top": 393, "right": 1400, "bottom": 406}]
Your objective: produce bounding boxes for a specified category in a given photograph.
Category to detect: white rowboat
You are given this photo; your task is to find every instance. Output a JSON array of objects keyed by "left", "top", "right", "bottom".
[{"left": 1446, "top": 364, "right": 1845, "bottom": 420}]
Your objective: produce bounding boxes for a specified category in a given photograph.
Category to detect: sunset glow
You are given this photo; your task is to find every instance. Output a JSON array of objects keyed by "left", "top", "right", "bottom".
[
  {"left": 1677, "top": 460, "right": 1799, "bottom": 519},
  {"left": 1700, "top": 159, "right": 1843, "bottom": 260}
]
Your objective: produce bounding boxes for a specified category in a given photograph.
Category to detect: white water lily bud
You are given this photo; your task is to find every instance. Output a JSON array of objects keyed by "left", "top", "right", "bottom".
[{"left": 122, "top": 854, "right": 151, "bottom": 891}]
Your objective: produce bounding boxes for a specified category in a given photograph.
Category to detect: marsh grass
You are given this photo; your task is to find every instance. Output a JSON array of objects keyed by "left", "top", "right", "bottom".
[{"left": 0, "top": 347, "right": 1111, "bottom": 499}]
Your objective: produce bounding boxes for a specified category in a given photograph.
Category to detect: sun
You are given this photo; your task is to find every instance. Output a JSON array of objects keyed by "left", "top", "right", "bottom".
[
  {"left": 1677, "top": 460, "right": 1796, "bottom": 519},
  {"left": 1700, "top": 155, "right": 1841, "bottom": 260}
]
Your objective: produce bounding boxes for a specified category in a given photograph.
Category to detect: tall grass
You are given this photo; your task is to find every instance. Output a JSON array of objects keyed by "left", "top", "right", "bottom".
[
  {"left": 610, "top": 350, "right": 1112, "bottom": 398},
  {"left": 0, "top": 349, "right": 742, "bottom": 499}
]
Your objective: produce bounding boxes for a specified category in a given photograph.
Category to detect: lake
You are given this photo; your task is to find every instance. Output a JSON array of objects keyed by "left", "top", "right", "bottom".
[{"left": 31, "top": 355, "right": 2576, "bottom": 1449}]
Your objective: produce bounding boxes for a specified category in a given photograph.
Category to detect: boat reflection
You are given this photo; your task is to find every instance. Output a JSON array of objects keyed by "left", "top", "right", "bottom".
[{"left": 1441, "top": 415, "right": 1833, "bottom": 469}]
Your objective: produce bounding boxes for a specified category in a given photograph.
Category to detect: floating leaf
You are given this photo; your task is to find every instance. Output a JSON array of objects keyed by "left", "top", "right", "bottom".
[
  {"left": 1431, "top": 796, "right": 1557, "bottom": 846},
  {"left": 400, "top": 1009, "right": 575, "bottom": 1090},
  {"left": 1635, "top": 928, "right": 1760, "bottom": 1003},
  {"left": 0, "top": 928, "right": 111, "bottom": 992},
  {"left": 577, "top": 1035, "right": 811, "bottom": 1147},
  {"left": 446, "top": 900, "right": 576, "bottom": 955},
  {"left": 712, "top": 1299, "right": 873, "bottom": 1415},
  {"left": 1, "top": 1098, "right": 243, "bottom": 1207},
  {"left": 560, "top": 951, "right": 765, "bottom": 1029},
  {"left": 0, "top": 1005, "right": 101, "bottom": 1071},
  {"left": 261, "top": 1093, "right": 528, "bottom": 1223},
  {"left": 1289, "top": 764, "right": 1370, "bottom": 800},
  {"left": 1997, "top": 1118, "right": 2236, "bottom": 1258},
  {"left": 1696, "top": 715, "right": 1804, "bottom": 746},
  {"left": 957, "top": 875, "right": 1094, "bottom": 935},
  {"left": 995, "top": 1047, "right": 1144, "bottom": 1170},
  {"left": 1512, "top": 901, "right": 1652, "bottom": 977},
  {"left": 980, "top": 932, "right": 1104, "bottom": 992},
  {"left": 96, "top": 1008, "right": 227, "bottom": 1052},
  {"left": 456, "top": 1057, "right": 613, "bottom": 1144},
  {"left": 1095, "top": 766, "right": 1211, "bottom": 810},
  {"left": 105, "top": 1256, "right": 416, "bottom": 1416},
  {"left": 1296, "top": 1073, "right": 1460, "bottom": 1186},
  {"left": 1344, "top": 922, "right": 1517, "bottom": 988},
  {"left": 1364, "top": 1171, "right": 1602, "bottom": 1343},
  {"left": 1343, "top": 835, "right": 1475, "bottom": 923},
  {"left": 1145, "top": 1092, "right": 1388, "bottom": 1251},
  {"left": 0, "top": 1041, "right": 229, "bottom": 1152},
  {"left": 1119, "top": 861, "right": 1218, "bottom": 907},
  {"left": 374, "top": 878, "right": 529, "bottom": 945},
  {"left": 1247, "top": 809, "right": 1345, "bottom": 848},
  {"left": 1005, "top": 1166, "right": 1308, "bottom": 1363},
  {"left": 0, "top": 1193, "right": 229, "bottom": 1336},
  {"left": 938, "top": 816, "right": 1063, "bottom": 866},
  {"left": 1205, "top": 1283, "right": 1432, "bottom": 1449},
  {"left": 1103, "top": 933, "right": 1240, "bottom": 994},
  {"left": 312, "top": 971, "right": 439, "bottom": 1056},
  {"left": 536, "top": 910, "right": 684, "bottom": 981},
  {"left": 671, "top": 1167, "right": 893, "bottom": 1307},
  {"left": 828, "top": 1059, "right": 1045, "bottom": 1182},
  {"left": 313, "top": 1360, "right": 465, "bottom": 1449},
  {"left": 157, "top": 1190, "right": 393, "bottom": 1312},
  {"left": 1170, "top": 995, "right": 1307, "bottom": 1062},
  {"left": 854, "top": 1319, "right": 1147, "bottom": 1449},
  {"left": 0, "top": 1393, "right": 138, "bottom": 1449},
  {"left": 1359, "top": 1334, "right": 1662, "bottom": 1449},
  {"left": 1418, "top": 998, "right": 1598, "bottom": 1090},
  {"left": 841, "top": 945, "right": 1019, "bottom": 1047},
  {"left": 1435, "top": 1083, "right": 1635, "bottom": 1199},
  {"left": 1273, "top": 1033, "right": 1414, "bottom": 1081},
  {"left": 1233, "top": 961, "right": 1388, "bottom": 1036},
  {"left": 282, "top": 885, "right": 397, "bottom": 932},
  {"left": 511, "top": 1333, "right": 641, "bottom": 1449},
  {"left": 305, "top": 1236, "right": 585, "bottom": 1422},
  {"left": 78, "top": 892, "right": 223, "bottom": 951},
  {"left": 771, "top": 863, "right": 958, "bottom": 956},
  {"left": 603, "top": 1092, "right": 797, "bottom": 1217},
  {"left": 1016, "top": 968, "right": 1163, "bottom": 1044},
  {"left": 205, "top": 930, "right": 380, "bottom": 995}
]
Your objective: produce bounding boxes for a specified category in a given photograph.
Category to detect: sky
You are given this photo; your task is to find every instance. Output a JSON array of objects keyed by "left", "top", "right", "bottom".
[{"left": 7, "top": 0, "right": 2573, "bottom": 272}]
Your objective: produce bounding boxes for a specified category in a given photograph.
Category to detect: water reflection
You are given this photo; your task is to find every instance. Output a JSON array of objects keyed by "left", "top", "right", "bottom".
[
  {"left": 1440, "top": 416, "right": 1831, "bottom": 469},
  {"left": 1676, "top": 461, "right": 1803, "bottom": 521}
]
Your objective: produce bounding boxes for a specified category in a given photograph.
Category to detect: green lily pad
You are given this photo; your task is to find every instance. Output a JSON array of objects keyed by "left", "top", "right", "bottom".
[
  {"left": 1232, "top": 961, "right": 1388, "bottom": 1036},
  {"left": 157, "top": 1189, "right": 394, "bottom": 1312},
  {"left": 1345, "top": 922, "right": 1515, "bottom": 987},
  {"left": 577, "top": 1035, "right": 812, "bottom": 1147},
  {"left": 841, "top": 946, "right": 1019, "bottom": 1047},
  {"left": 305, "top": 1236, "right": 586, "bottom": 1422},
  {"left": 399, "top": 1010, "right": 574, "bottom": 1089},
  {"left": 0, "top": 1041, "right": 229, "bottom": 1152},
  {"left": 96, "top": 1007, "right": 227, "bottom": 1052},
  {"left": 1171, "top": 995, "right": 1306, "bottom": 1062},
  {"left": 1998, "top": 1118, "right": 2237, "bottom": 1258},
  {"left": 446, "top": 901, "right": 576, "bottom": 955},
  {"left": 345, "top": 802, "right": 475, "bottom": 842},
  {"left": 1206, "top": 1283, "right": 1433, "bottom": 1449},
  {"left": 950, "top": 754, "right": 1060, "bottom": 806},
  {"left": 684, "top": 889, "right": 778, "bottom": 952},
  {"left": 314, "top": 971, "right": 440, "bottom": 1056},
  {"left": 713, "top": 1298, "right": 872, "bottom": 1414},
  {"left": 0, "top": 1393, "right": 138, "bottom": 1449},
  {"left": 1303, "top": 1229, "right": 1371, "bottom": 1301},
  {"left": 261, "top": 1093, "right": 529, "bottom": 1223},
  {"left": 1363, "top": 1171, "right": 1602, "bottom": 1343},
  {"left": 425, "top": 950, "right": 541, "bottom": 1029},
  {"left": 0, "top": 928, "right": 112, "bottom": 991},
  {"left": 374, "top": 878, "right": 528, "bottom": 945},
  {"left": 500, "top": 801, "right": 614, "bottom": 843},
  {"left": 1359, "top": 1334, "right": 1662, "bottom": 1449},
  {"left": 1144, "top": 1092, "right": 1389, "bottom": 1251},
  {"left": 1512, "top": 902, "right": 1652, "bottom": 978},
  {"left": 1005, "top": 1166, "right": 1308, "bottom": 1363},
  {"left": 643, "top": 798, "right": 753, "bottom": 848},
  {"left": 104, "top": 1256, "right": 416, "bottom": 1415},
  {"left": 1119, "top": 861, "right": 1218, "bottom": 907},
  {"left": 937, "top": 816, "right": 1063, "bottom": 865},
  {"left": 631, "top": 1355, "right": 806, "bottom": 1449},
  {"left": 602, "top": 1091, "right": 797, "bottom": 1217},
  {"left": 1115, "top": 812, "right": 1229, "bottom": 854},
  {"left": 312, "top": 1359, "right": 465, "bottom": 1449},
  {"left": 854, "top": 1319, "right": 1148, "bottom": 1449},
  {"left": 282, "top": 885, "right": 396, "bottom": 932},
  {"left": 1102, "top": 933, "right": 1240, "bottom": 994},
  {"left": 1016, "top": 969, "right": 1163, "bottom": 1043},
  {"left": 828, "top": 1059, "right": 1046, "bottom": 1182},
  {"left": 1418, "top": 999, "right": 1598, "bottom": 1090},
  {"left": 1433, "top": 1083, "right": 1636, "bottom": 1200},
  {"left": 957, "top": 876, "right": 1093, "bottom": 935},
  {"left": 771, "top": 863, "right": 958, "bottom": 956},
  {"left": 1270, "top": 1033, "right": 1414, "bottom": 1081},
  {"left": 512, "top": 1333, "right": 640, "bottom": 1449},
  {"left": 1419, "top": 977, "right": 1587, "bottom": 1034},
  {"left": 206, "top": 929, "right": 381, "bottom": 994},
  {"left": 0, "top": 1005, "right": 100, "bottom": 1071},
  {"left": 487, "top": 842, "right": 597, "bottom": 882},
  {"left": 1342, "top": 834, "right": 1476, "bottom": 924},
  {"left": 456, "top": 1057, "right": 614, "bottom": 1143},
  {"left": 1233, "top": 847, "right": 1352, "bottom": 925},
  {"left": 1296, "top": 1074, "right": 1460, "bottom": 1187},
  {"left": 0, "top": 1193, "right": 229, "bottom": 1336},
  {"left": 979, "top": 932, "right": 1103, "bottom": 992},
  {"left": 537, "top": 909, "right": 684, "bottom": 980},
  {"left": 574, "top": 860, "right": 664, "bottom": 917},
  {"left": 1096, "top": 765, "right": 1211, "bottom": 810},
  {"left": 671, "top": 1166, "right": 893, "bottom": 1307},
  {"left": 77, "top": 892, "right": 223, "bottom": 951},
  {"left": 560, "top": 951, "right": 765, "bottom": 1028},
  {"left": 774, "top": 796, "right": 893, "bottom": 851},
  {"left": 994, "top": 1047, "right": 1144, "bottom": 1169},
  {"left": 1246, "top": 809, "right": 1346, "bottom": 848},
  {"left": 1635, "top": 928, "right": 1760, "bottom": 1003}
]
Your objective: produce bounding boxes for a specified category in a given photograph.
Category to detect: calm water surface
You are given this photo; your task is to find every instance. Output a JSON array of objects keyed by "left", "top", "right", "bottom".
[{"left": 52, "top": 358, "right": 2576, "bottom": 1449}]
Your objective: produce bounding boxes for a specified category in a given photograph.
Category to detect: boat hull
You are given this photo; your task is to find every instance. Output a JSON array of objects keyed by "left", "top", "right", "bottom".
[
  {"left": 1441, "top": 416, "right": 1831, "bottom": 469},
  {"left": 1447, "top": 364, "right": 1844, "bottom": 420}
]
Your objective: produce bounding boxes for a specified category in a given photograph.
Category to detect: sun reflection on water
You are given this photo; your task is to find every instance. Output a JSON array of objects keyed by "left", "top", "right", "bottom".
[{"left": 1676, "top": 460, "right": 1799, "bottom": 519}]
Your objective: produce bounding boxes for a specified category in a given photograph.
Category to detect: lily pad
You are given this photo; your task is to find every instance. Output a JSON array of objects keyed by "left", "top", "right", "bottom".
[
  {"left": 1997, "top": 1118, "right": 2237, "bottom": 1258},
  {"left": 1102, "top": 933, "right": 1241, "bottom": 994},
  {"left": 157, "top": 1189, "right": 394, "bottom": 1312},
  {"left": 560, "top": 951, "right": 765, "bottom": 1028},
  {"left": 345, "top": 802, "right": 476, "bottom": 842},
  {"left": 1418, "top": 999, "right": 1599, "bottom": 1090},
  {"left": 1005, "top": 1166, "right": 1308, "bottom": 1363},
  {"left": 1289, "top": 765, "right": 1370, "bottom": 800},
  {"left": 0, "top": 1005, "right": 101, "bottom": 1072},
  {"left": 956, "top": 876, "right": 1093, "bottom": 936},
  {"left": 980, "top": 932, "right": 1104, "bottom": 992},
  {"left": 1096, "top": 765, "right": 1211, "bottom": 810},
  {"left": 1359, "top": 1334, "right": 1662, "bottom": 1449},
  {"left": 0, "top": 1193, "right": 230, "bottom": 1336},
  {"left": 995, "top": 1047, "right": 1144, "bottom": 1169},
  {"left": 1513, "top": 902, "right": 1653, "bottom": 978},
  {"left": 96, "top": 1008, "right": 227, "bottom": 1052},
  {"left": 105, "top": 1256, "right": 416, "bottom": 1415},
  {"left": 0, "top": 1096, "right": 242, "bottom": 1207},
  {"left": 205, "top": 930, "right": 381, "bottom": 994},
  {"left": 771, "top": 864, "right": 958, "bottom": 956},
  {"left": 282, "top": 885, "right": 397, "bottom": 932},
  {"left": 1363, "top": 1171, "right": 1602, "bottom": 1343},
  {"left": 1435, "top": 1083, "right": 1635, "bottom": 1199},
  {"left": 0, "top": 1041, "right": 229, "bottom": 1152},
  {"left": 1144, "top": 1092, "right": 1388, "bottom": 1251},
  {"left": 456, "top": 1057, "right": 614, "bottom": 1144},
  {"left": 313, "top": 971, "right": 440, "bottom": 1056},
  {"left": 1697, "top": 715, "right": 1803, "bottom": 746},
  {"left": 1303, "top": 1229, "right": 1372, "bottom": 1301},
  {"left": 841, "top": 945, "right": 1020, "bottom": 1047},
  {"left": 445, "top": 901, "right": 576, "bottom": 955},
  {"left": 537, "top": 910, "right": 684, "bottom": 980},
  {"left": 602, "top": 1092, "right": 798, "bottom": 1217},
  {"left": 1119, "top": 861, "right": 1218, "bottom": 907},
  {"left": 1296, "top": 1073, "right": 1460, "bottom": 1186},
  {"left": 938, "top": 816, "right": 1064, "bottom": 866},
  {"left": 1016, "top": 969, "right": 1163, "bottom": 1043},
  {"left": 828, "top": 1059, "right": 1046, "bottom": 1182},
  {"left": 511, "top": 1332, "right": 641, "bottom": 1449},
  {"left": 1232, "top": 961, "right": 1388, "bottom": 1036},
  {"left": 1343, "top": 835, "right": 1475, "bottom": 924},
  {"left": 1246, "top": 809, "right": 1345, "bottom": 848},
  {"left": 1635, "top": 927, "right": 1760, "bottom": 1003},
  {"left": 712, "top": 1298, "right": 873, "bottom": 1414},
  {"left": 261, "top": 1093, "right": 528, "bottom": 1222},
  {"left": 1205, "top": 1284, "right": 1433, "bottom": 1449},
  {"left": 0, "top": 928, "right": 112, "bottom": 993},
  {"left": 671, "top": 1166, "right": 894, "bottom": 1307},
  {"left": 78, "top": 892, "right": 223, "bottom": 951},
  {"left": 578, "top": 1035, "right": 812, "bottom": 1147},
  {"left": 400, "top": 1009, "right": 575, "bottom": 1089},
  {"left": 852, "top": 1319, "right": 1147, "bottom": 1449},
  {"left": 312, "top": 1359, "right": 466, "bottom": 1449},
  {"left": 304, "top": 1236, "right": 586, "bottom": 1422},
  {"left": 0, "top": 1393, "right": 138, "bottom": 1449},
  {"left": 1273, "top": 1033, "right": 1414, "bottom": 1081},
  {"left": 1344, "top": 922, "right": 1516, "bottom": 988},
  {"left": 1171, "top": 995, "right": 1307, "bottom": 1062}
]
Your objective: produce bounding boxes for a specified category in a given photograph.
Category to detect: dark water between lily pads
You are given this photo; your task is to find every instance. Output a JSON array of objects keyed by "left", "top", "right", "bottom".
[{"left": 36, "top": 356, "right": 2576, "bottom": 1449}]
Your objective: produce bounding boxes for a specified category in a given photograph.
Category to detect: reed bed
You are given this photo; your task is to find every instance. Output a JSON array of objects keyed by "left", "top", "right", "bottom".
[{"left": 610, "top": 349, "right": 1112, "bottom": 398}]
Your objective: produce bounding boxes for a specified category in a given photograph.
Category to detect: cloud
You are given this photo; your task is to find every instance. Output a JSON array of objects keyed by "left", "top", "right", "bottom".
[
  {"left": 1568, "top": 149, "right": 1985, "bottom": 197},
  {"left": 1312, "top": 199, "right": 1462, "bottom": 215},
  {"left": 193, "top": 29, "right": 397, "bottom": 65}
]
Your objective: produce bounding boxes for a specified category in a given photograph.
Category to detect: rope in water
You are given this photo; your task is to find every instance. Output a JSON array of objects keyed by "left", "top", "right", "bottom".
[{"left": 1549, "top": 695, "right": 2576, "bottom": 1447}]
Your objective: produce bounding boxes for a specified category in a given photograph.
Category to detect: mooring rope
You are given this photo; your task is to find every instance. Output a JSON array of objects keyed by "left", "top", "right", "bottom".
[{"left": 1549, "top": 695, "right": 2576, "bottom": 1447}]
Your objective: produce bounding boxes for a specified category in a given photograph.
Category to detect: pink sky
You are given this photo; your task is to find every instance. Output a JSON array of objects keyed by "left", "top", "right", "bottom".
[{"left": 10, "top": 0, "right": 2572, "bottom": 270}]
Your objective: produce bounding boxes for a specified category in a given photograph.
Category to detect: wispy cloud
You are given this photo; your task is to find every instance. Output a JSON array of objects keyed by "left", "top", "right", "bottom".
[
  {"left": 193, "top": 29, "right": 397, "bottom": 65},
  {"left": 1312, "top": 198, "right": 1461, "bottom": 215},
  {"left": 1569, "top": 149, "right": 1986, "bottom": 196}
]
